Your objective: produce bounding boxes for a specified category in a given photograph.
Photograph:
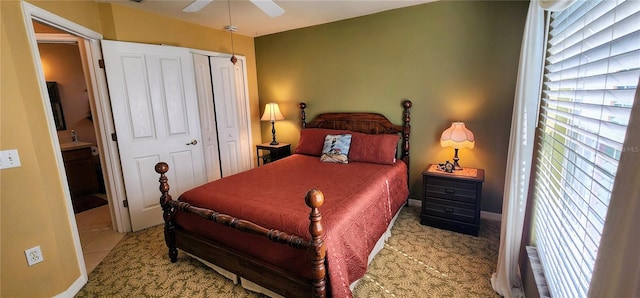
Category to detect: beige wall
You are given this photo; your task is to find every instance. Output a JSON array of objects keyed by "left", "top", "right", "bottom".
[
  {"left": 255, "top": 0, "right": 528, "bottom": 213},
  {"left": 39, "top": 43, "right": 98, "bottom": 145},
  {"left": 0, "top": 1, "right": 260, "bottom": 296}
]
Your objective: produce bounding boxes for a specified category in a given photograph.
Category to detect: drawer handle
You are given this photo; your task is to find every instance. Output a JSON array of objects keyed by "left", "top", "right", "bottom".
[
  {"left": 444, "top": 188, "right": 456, "bottom": 194},
  {"left": 444, "top": 207, "right": 454, "bottom": 213}
]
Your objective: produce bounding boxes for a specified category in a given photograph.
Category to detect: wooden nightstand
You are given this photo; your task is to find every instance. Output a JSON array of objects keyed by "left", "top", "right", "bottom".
[
  {"left": 420, "top": 164, "right": 485, "bottom": 236},
  {"left": 256, "top": 143, "right": 291, "bottom": 166}
]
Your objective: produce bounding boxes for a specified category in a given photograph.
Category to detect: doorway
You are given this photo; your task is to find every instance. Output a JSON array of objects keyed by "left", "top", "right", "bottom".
[
  {"left": 21, "top": 4, "right": 134, "bottom": 287},
  {"left": 33, "top": 21, "right": 125, "bottom": 273}
]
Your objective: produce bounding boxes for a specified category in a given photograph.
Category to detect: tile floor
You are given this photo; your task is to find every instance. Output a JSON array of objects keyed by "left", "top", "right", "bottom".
[{"left": 74, "top": 203, "right": 125, "bottom": 274}]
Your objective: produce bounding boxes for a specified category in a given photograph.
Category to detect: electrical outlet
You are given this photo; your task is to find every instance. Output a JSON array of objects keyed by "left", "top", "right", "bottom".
[
  {"left": 25, "top": 246, "right": 44, "bottom": 266},
  {"left": 0, "top": 149, "right": 21, "bottom": 169}
]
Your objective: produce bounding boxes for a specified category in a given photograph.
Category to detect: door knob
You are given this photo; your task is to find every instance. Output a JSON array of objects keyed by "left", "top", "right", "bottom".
[{"left": 186, "top": 139, "right": 198, "bottom": 145}]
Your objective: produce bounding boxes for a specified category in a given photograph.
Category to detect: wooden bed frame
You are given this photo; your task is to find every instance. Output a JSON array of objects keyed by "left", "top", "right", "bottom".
[{"left": 155, "top": 100, "right": 412, "bottom": 297}]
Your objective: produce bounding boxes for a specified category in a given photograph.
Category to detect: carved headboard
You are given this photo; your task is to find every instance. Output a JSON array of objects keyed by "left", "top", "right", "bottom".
[{"left": 299, "top": 100, "right": 412, "bottom": 175}]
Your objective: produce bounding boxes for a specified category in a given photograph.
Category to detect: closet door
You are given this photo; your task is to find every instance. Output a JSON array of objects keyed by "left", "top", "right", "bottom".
[
  {"left": 210, "top": 56, "right": 252, "bottom": 176},
  {"left": 193, "top": 53, "right": 222, "bottom": 182},
  {"left": 101, "top": 40, "right": 206, "bottom": 231}
]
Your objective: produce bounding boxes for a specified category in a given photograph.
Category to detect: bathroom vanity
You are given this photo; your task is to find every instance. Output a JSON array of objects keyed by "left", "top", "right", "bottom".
[{"left": 61, "top": 142, "right": 99, "bottom": 198}]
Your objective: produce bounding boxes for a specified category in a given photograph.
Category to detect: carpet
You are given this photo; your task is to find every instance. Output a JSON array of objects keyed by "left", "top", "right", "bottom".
[
  {"left": 72, "top": 194, "right": 108, "bottom": 214},
  {"left": 76, "top": 207, "right": 501, "bottom": 297}
]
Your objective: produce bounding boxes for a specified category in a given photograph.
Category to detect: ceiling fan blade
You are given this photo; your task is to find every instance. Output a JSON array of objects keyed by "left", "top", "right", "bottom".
[
  {"left": 249, "top": 0, "right": 284, "bottom": 17},
  {"left": 182, "top": 0, "right": 213, "bottom": 12}
]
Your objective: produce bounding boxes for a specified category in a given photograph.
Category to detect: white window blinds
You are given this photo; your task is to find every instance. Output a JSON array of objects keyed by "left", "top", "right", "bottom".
[{"left": 533, "top": 0, "right": 640, "bottom": 297}]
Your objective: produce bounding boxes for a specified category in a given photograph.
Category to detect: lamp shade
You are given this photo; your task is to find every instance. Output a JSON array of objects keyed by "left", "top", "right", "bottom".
[
  {"left": 440, "top": 122, "right": 475, "bottom": 149},
  {"left": 261, "top": 103, "right": 285, "bottom": 122}
]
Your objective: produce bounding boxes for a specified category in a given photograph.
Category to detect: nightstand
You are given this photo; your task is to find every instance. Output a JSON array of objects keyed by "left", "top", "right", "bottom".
[
  {"left": 256, "top": 143, "right": 291, "bottom": 166},
  {"left": 420, "top": 164, "right": 485, "bottom": 236}
]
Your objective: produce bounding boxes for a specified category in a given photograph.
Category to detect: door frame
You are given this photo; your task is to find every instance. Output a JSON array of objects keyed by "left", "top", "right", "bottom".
[{"left": 22, "top": 2, "right": 131, "bottom": 242}]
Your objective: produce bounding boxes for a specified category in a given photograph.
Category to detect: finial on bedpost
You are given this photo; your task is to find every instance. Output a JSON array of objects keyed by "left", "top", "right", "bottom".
[
  {"left": 300, "top": 102, "right": 307, "bottom": 129},
  {"left": 155, "top": 162, "right": 178, "bottom": 262},
  {"left": 305, "top": 189, "right": 327, "bottom": 297},
  {"left": 155, "top": 162, "right": 171, "bottom": 201}
]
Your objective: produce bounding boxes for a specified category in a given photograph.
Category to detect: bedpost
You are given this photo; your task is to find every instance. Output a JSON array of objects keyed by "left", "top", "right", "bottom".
[
  {"left": 305, "top": 189, "right": 327, "bottom": 298},
  {"left": 155, "top": 162, "right": 178, "bottom": 263},
  {"left": 402, "top": 100, "right": 412, "bottom": 203},
  {"left": 300, "top": 102, "right": 307, "bottom": 128}
]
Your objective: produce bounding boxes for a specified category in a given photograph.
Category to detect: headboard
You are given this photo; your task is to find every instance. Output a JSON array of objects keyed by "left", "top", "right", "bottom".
[{"left": 299, "top": 100, "right": 412, "bottom": 177}]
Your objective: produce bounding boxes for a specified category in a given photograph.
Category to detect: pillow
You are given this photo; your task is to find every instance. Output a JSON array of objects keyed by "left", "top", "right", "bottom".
[
  {"left": 320, "top": 134, "right": 352, "bottom": 164},
  {"left": 295, "top": 128, "right": 349, "bottom": 156},
  {"left": 349, "top": 132, "right": 401, "bottom": 165}
]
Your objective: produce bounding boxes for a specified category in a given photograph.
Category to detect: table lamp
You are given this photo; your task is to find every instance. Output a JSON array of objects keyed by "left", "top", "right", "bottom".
[
  {"left": 261, "top": 103, "right": 285, "bottom": 145},
  {"left": 440, "top": 122, "right": 475, "bottom": 170}
]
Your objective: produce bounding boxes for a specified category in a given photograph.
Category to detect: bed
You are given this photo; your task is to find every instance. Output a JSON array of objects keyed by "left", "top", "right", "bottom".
[{"left": 155, "top": 100, "right": 412, "bottom": 297}]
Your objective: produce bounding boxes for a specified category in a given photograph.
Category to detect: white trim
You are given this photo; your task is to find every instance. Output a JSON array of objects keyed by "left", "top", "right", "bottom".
[
  {"left": 21, "top": 2, "right": 89, "bottom": 293},
  {"left": 190, "top": 48, "right": 226, "bottom": 57},
  {"left": 237, "top": 56, "right": 255, "bottom": 168},
  {"left": 52, "top": 275, "right": 87, "bottom": 298},
  {"left": 24, "top": 1, "right": 131, "bottom": 234},
  {"left": 24, "top": 3, "right": 101, "bottom": 40},
  {"left": 35, "top": 33, "right": 79, "bottom": 44},
  {"left": 21, "top": 2, "right": 134, "bottom": 296},
  {"left": 407, "top": 197, "right": 422, "bottom": 207},
  {"left": 481, "top": 211, "right": 502, "bottom": 222},
  {"left": 82, "top": 40, "right": 131, "bottom": 233}
]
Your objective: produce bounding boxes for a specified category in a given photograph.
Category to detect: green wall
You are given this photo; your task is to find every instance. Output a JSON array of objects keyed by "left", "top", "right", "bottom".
[{"left": 255, "top": 0, "right": 529, "bottom": 213}]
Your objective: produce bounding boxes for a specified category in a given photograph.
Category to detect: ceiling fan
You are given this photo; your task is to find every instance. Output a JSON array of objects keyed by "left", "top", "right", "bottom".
[{"left": 182, "top": 0, "right": 285, "bottom": 17}]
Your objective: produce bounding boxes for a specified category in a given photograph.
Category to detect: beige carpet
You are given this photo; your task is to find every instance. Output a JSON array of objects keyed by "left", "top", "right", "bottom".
[{"left": 76, "top": 207, "right": 500, "bottom": 297}]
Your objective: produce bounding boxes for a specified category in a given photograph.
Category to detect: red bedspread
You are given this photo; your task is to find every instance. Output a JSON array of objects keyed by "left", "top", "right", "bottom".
[{"left": 175, "top": 154, "right": 409, "bottom": 297}]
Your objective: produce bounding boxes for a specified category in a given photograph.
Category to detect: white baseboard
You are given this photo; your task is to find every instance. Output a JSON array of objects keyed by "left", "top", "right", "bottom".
[
  {"left": 54, "top": 274, "right": 87, "bottom": 298},
  {"left": 481, "top": 211, "right": 502, "bottom": 222},
  {"left": 407, "top": 198, "right": 502, "bottom": 223},
  {"left": 407, "top": 198, "right": 422, "bottom": 207}
]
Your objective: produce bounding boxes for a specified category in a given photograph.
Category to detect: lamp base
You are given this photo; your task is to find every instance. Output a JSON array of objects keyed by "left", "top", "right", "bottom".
[
  {"left": 453, "top": 148, "right": 463, "bottom": 170},
  {"left": 270, "top": 121, "right": 278, "bottom": 146}
]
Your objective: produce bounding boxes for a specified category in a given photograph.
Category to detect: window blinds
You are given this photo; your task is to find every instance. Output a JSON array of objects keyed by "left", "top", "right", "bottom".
[{"left": 533, "top": 0, "right": 639, "bottom": 297}]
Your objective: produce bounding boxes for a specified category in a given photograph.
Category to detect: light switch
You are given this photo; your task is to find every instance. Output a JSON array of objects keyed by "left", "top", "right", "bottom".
[{"left": 0, "top": 149, "right": 21, "bottom": 169}]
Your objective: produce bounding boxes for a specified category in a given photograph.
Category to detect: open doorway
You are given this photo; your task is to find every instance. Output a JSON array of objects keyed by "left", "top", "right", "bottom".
[
  {"left": 33, "top": 20, "right": 125, "bottom": 274},
  {"left": 19, "top": 4, "right": 144, "bottom": 286}
]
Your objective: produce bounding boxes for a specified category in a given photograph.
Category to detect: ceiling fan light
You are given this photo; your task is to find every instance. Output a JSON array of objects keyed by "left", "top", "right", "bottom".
[
  {"left": 249, "top": 0, "right": 285, "bottom": 17},
  {"left": 182, "top": 0, "right": 212, "bottom": 12}
]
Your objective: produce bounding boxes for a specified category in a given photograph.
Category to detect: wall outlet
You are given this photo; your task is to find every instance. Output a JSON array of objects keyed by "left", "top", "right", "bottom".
[
  {"left": 0, "top": 149, "right": 21, "bottom": 169},
  {"left": 25, "top": 246, "right": 44, "bottom": 266}
]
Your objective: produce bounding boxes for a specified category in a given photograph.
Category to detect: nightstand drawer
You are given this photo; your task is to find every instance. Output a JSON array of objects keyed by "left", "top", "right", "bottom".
[
  {"left": 423, "top": 199, "right": 476, "bottom": 223},
  {"left": 425, "top": 177, "right": 477, "bottom": 204}
]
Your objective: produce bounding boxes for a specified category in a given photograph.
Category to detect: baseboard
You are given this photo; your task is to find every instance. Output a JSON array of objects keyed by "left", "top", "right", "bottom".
[
  {"left": 407, "top": 198, "right": 502, "bottom": 223},
  {"left": 407, "top": 198, "right": 422, "bottom": 207},
  {"left": 54, "top": 274, "right": 87, "bottom": 298},
  {"left": 480, "top": 211, "right": 502, "bottom": 222}
]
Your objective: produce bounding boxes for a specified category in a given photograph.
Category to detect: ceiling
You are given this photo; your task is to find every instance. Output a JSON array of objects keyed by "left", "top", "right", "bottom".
[{"left": 99, "top": 0, "right": 436, "bottom": 37}]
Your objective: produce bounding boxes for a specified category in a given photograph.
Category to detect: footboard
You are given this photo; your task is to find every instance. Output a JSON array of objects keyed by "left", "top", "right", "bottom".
[{"left": 155, "top": 162, "right": 327, "bottom": 297}]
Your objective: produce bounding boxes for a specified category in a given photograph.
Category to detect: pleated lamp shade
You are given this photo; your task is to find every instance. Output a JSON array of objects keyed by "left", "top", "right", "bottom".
[{"left": 440, "top": 122, "right": 475, "bottom": 149}]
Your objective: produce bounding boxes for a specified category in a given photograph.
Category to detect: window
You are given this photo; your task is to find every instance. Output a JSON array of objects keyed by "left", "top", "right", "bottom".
[{"left": 532, "top": 0, "right": 639, "bottom": 297}]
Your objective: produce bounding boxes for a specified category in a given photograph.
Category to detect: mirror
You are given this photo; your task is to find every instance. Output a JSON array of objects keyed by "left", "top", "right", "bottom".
[{"left": 47, "top": 82, "right": 67, "bottom": 130}]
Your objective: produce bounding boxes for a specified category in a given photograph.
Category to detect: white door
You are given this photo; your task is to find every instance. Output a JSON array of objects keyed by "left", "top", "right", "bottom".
[
  {"left": 210, "top": 57, "right": 252, "bottom": 176},
  {"left": 101, "top": 40, "right": 207, "bottom": 231},
  {"left": 193, "top": 53, "right": 222, "bottom": 182}
]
